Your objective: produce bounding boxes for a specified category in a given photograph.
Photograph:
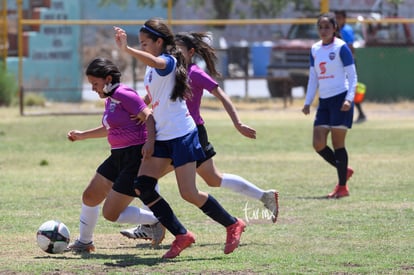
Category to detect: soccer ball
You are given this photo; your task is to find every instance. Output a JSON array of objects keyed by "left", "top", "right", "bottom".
[{"left": 36, "top": 220, "right": 70, "bottom": 254}]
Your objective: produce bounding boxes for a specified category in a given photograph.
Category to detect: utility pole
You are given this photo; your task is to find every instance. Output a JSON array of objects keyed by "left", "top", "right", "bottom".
[{"left": 320, "top": 0, "right": 329, "bottom": 13}]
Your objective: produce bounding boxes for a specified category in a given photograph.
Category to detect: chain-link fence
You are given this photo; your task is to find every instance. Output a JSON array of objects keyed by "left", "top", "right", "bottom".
[{"left": 5, "top": 0, "right": 414, "bottom": 115}]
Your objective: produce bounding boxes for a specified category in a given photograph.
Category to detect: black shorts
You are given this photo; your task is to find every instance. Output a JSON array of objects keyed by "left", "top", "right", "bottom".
[
  {"left": 315, "top": 91, "right": 354, "bottom": 129},
  {"left": 196, "top": 124, "right": 216, "bottom": 167},
  {"left": 97, "top": 144, "right": 143, "bottom": 197}
]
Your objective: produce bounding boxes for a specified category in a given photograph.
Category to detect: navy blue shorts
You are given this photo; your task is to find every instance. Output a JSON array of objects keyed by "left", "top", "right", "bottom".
[
  {"left": 153, "top": 128, "right": 206, "bottom": 168},
  {"left": 196, "top": 124, "right": 216, "bottom": 167},
  {"left": 314, "top": 92, "right": 354, "bottom": 129},
  {"left": 97, "top": 144, "right": 143, "bottom": 197}
]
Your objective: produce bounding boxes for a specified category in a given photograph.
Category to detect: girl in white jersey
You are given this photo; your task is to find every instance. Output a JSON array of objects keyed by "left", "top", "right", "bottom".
[
  {"left": 114, "top": 18, "right": 245, "bottom": 259},
  {"left": 302, "top": 13, "right": 357, "bottom": 199}
]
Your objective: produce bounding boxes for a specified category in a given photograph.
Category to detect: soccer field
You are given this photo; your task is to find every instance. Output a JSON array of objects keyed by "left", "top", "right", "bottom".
[{"left": 0, "top": 102, "right": 413, "bottom": 274}]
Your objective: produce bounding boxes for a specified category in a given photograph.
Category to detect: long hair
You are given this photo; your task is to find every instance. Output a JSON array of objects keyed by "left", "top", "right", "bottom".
[
  {"left": 140, "top": 18, "right": 190, "bottom": 101},
  {"left": 175, "top": 32, "right": 221, "bottom": 78},
  {"left": 317, "top": 12, "right": 342, "bottom": 39},
  {"left": 85, "top": 57, "right": 121, "bottom": 84}
]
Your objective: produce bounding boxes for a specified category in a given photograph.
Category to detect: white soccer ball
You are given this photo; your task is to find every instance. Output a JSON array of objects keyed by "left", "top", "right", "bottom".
[{"left": 36, "top": 220, "right": 70, "bottom": 254}]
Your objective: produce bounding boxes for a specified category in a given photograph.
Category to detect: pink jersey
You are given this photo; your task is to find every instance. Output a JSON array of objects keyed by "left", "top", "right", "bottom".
[
  {"left": 102, "top": 84, "right": 148, "bottom": 149},
  {"left": 186, "top": 63, "right": 218, "bottom": 125}
]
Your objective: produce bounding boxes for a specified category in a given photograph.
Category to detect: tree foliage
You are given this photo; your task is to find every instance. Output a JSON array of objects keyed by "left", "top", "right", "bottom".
[
  {"left": 98, "top": 0, "right": 316, "bottom": 19},
  {"left": 0, "top": 63, "right": 18, "bottom": 106}
]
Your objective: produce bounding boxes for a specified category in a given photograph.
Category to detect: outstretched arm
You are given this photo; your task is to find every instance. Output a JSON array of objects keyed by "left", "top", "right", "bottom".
[
  {"left": 211, "top": 86, "right": 256, "bottom": 139},
  {"left": 67, "top": 126, "right": 107, "bottom": 142},
  {"left": 113, "top": 26, "right": 166, "bottom": 69}
]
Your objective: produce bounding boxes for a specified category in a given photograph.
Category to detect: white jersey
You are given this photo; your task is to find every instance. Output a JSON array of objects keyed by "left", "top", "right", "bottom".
[
  {"left": 144, "top": 54, "right": 195, "bottom": 141},
  {"left": 305, "top": 37, "right": 357, "bottom": 105}
]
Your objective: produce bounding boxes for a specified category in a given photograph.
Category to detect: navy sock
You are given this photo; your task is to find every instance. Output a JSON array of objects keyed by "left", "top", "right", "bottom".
[
  {"left": 335, "top": 148, "right": 348, "bottom": 186},
  {"left": 200, "top": 194, "right": 237, "bottom": 227},
  {"left": 356, "top": 103, "right": 366, "bottom": 118},
  {"left": 149, "top": 198, "right": 187, "bottom": 236},
  {"left": 317, "top": 146, "right": 337, "bottom": 167}
]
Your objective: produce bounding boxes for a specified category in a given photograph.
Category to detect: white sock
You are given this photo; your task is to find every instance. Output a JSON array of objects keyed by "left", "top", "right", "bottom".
[
  {"left": 78, "top": 203, "right": 100, "bottom": 244},
  {"left": 221, "top": 173, "right": 264, "bottom": 200},
  {"left": 116, "top": 206, "right": 158, "bottom": 225}
]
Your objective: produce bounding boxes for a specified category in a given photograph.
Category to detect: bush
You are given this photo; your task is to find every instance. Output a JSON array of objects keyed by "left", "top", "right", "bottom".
[
  {"left": 24, "top": 92, "right": 46, "bottom": 107},
  {"left": 0, "top": 62, "right": 18, "bottom": 106}
]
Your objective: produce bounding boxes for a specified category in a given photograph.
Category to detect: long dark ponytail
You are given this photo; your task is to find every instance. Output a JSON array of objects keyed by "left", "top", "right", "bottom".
[
  {"left": 140, "top": 18, "right": 191, "bottom": 101},
  {"left": 175, "top": 32, "right": 221, "bottom": 78}
]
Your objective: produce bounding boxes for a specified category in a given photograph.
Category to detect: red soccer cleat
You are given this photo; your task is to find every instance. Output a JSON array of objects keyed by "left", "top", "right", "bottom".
[
  {"left": 224, "top": 218, "right": 246, "bottom": 254},
  {"left": 327, "top": 184, "right": 349, "bottom": 199},
  {"left": 347, "top": 167, "right": 354, "bottom": 181},
  {"left": 162, "top": 231, "right": 195, "bottom": 259}
]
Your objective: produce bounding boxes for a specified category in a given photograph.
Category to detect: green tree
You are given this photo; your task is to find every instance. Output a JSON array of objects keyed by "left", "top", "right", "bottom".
[
  {"left": 0, "top": 62, "right": 18, "bottom": 106},
  {"left": 387, "top": 0, "right": 404, "bottom": 15}
]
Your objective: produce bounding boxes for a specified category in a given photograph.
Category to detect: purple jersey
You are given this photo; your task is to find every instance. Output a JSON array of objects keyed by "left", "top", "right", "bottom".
[
  {"left": 102, "top": 84, "right": 147, "bottom": 149},
  {"left": 186, "top": 63, "right": 218, "bottom": 125}
]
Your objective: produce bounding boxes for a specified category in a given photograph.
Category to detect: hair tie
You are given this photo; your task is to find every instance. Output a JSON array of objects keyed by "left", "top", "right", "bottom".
[{"left": 141, "top": 25, "right": 166, "bottom": 38}]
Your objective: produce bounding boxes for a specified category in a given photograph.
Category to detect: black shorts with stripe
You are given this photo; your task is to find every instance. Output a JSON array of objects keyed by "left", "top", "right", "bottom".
[
  {"left": 196, "top": 124, "right": 216, "bottom": 167},
  {"left": 97, "top": 144, "right": 143, "bottom": 197}
]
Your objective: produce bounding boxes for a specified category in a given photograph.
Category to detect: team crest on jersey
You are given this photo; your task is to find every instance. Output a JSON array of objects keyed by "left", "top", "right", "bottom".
[
  {"left": 329, "top": 52, "right": 336, "bottom": 60},
  {"left": 109, "top": 100, "right": 117, "bottom": 112}
]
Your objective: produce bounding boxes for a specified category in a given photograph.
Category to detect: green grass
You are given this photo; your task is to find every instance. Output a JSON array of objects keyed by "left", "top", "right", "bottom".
[{"left": 0, "top": 102, "right": 413, "bottom": 274}]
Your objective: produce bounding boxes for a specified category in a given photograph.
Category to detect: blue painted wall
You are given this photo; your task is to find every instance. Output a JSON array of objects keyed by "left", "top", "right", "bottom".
[
  {"left": 7, "top": 0, "right": 82, "bottom": 102},
  {"left": 7, "top": 0, "right": 166, "bottom": 102}
]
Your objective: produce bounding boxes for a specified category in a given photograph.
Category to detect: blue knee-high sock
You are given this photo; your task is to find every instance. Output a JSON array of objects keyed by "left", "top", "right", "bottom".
[
  {"left": 317, "top": 146, "right": 337, "bottom": 167},
  {"left": 200, "top": 194, "right": 237, "bottom": 227},
  {"left": 149, "top": 198, "right": 187, "bottom": 236},
  {"left": 335, "top": 148, "right": 348, "bottom": 186}
]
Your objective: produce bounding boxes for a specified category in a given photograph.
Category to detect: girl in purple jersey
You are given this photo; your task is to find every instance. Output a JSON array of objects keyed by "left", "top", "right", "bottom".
[
  {"left": 302, "top": 13, "right": 357, "bottom": 199},
  {"left": 174, "top": 32, "right": 279, "bottom": 222},
  {"left": 114, "top": 18, "right": 245, "bottom": 259},
  {"left": 66, "top": 58, "right": 164, "bottom": 252}
]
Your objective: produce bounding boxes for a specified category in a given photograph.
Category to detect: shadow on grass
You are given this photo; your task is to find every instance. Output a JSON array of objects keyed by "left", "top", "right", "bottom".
[
  {"left": 74, "top": 250, "right": 163, "bottom": 267},
  {"left": 94, "top": 251, "right": 226, "bottom": 267},
  {"left": 34, "top": 255, "right": 77, "bottom": 260},
  {"left": 34, "top": 242, "right": 248, "bottom": 267},
  {"left": 296, "top": 196, "right": 341, "bottom": 200},
  {"left": 100, "top": 254, "right": 161, "bottom": 267}
]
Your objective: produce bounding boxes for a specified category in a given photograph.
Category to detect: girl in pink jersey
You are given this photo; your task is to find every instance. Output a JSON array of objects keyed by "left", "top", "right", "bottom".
[
  {"left": 66, "top": 58, "right": 164, "bottom": 252},
  {"left": 114, "top": 18, "right": 245, "bottom": 259},
  {"left": 302, "top": 13, "right": 357, "bottom": 199},
  {"left": 176, "top": 32, "right": 279, "bottom": 221}
]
